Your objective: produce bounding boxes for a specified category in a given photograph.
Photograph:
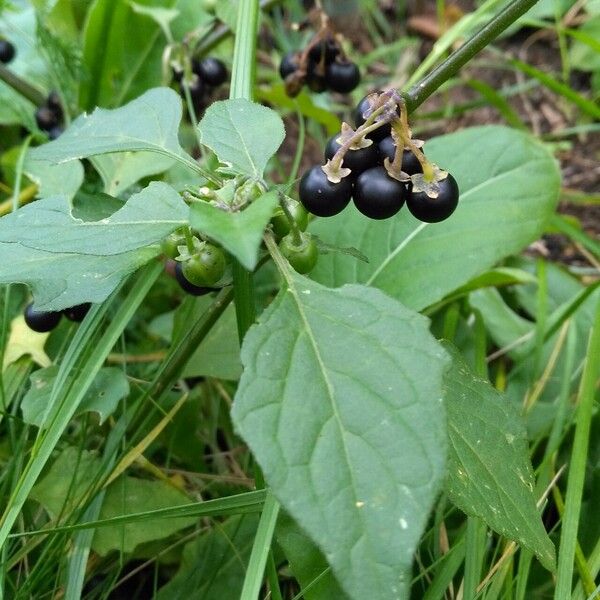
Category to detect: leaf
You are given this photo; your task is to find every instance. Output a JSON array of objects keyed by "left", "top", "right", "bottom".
[
  {"left": 22, "top": 366, "right": 129, "bottom": 427},
  {"left": 30, "top": 88, "right": 195, "bottom": 170},
  {"left": 2, "top": 316, "right": 51, "bottom": 371},
  {"left": 232, "top": 274, "right": 450, "bottom": 600},
  {"left": 156, "top": 514, "right": 258, "bottom": 599},
  {"left": 198, "top": 99, "right": 285, "bottom": 178},
  {"left": 0, "top": 181, "right": 187, "bottom": 311},
  {"left": 91, "top": 152, "right": 176, "bottom": 196},
  {"left": 189, "top": 191, "right": 279, "bottom": 270},
  {"left": 310, "top": 126, "right": 560, "bottom": 310},
  {"left": 24, "top": 153, "right": 84, "bottom": 200},
  {"left": 443, "top": 342, "right": 556, "bottom": 571},
  {"left": 30, "top": 446, "right": 197, "bottom": 556}
]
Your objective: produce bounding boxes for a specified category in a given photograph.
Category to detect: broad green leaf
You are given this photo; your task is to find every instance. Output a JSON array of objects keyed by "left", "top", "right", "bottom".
[
  {"left": 232, "top": 274, "right": 450, "bottom": 600},
  {"left": 0, "top": 181, "right": 187, "bottom": 310},
  {"left": 31, "top": 88, "right": 196, "bottom": 171},
  {"left": 198, "top": 99, "right": 285, "bottom": 178},
  {"left": 310, "top": 126, "right": 560, "bottom": 310},
  {"left": 189, "top": 191, "right": 279, "bottom": 270},
  {"left": 277, "top": 512, "right": 348, "bottom": 600},
  {"left": 443, "top": 343, "right": 556, "bottom": 571},
  {"left": 22, "top": 366, "right": 129, "bottom": 427},
  {"left": 91, "top": 151, "right": 175, "bottom": 196},
  {"left": 24, "top": 153, "right": 84, "bottom": 200},
  {"left": 156, "top": 514, "right": 258, "bottom": 599},
  {"left": 30, "top": 446, "right": 197, "bottom": 555}
]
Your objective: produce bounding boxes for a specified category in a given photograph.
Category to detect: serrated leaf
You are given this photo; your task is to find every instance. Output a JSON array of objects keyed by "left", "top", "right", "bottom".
[
  {"left": 91, "top": 151, "right": 175, "bottom": 196},
  {"left": 232, "top": 275, "right": 449, "bottom": 600},
  {"left": 310, "top": 126, "right": 560, "bottom": 310},
  {"left": 443, "top": 342, "right": 556, "bottom": 571},
  {"left": 30, "top": 88, "right": 194, "bottom": 169},
  {"left": 189, "top": 191, "right": 279, "bottom": 270},
  {"left": 0, "top": 181, "right": 187, "bottom": 310},
  {"left": 198, "top": 99, "right": 285, "bottom": 178},
  {"left": 22, "top": 366, "right": 129, "bottom": 427}
]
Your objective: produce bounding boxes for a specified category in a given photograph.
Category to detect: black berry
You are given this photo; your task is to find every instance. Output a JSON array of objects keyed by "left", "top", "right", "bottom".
[
  {"left": 63, "top": 303, "right": 91, "bottom": 322},
  {"left": 354, "top": 93, "right": 397, "bottom": 142},
  {"left": 325, "top": 135, "right": 379, "bottom": 174},
  {"left": 406, "top": 173, "right": 459, "bottom": 223},
  {"left": 175, "top": 262, "right": 213, "bottom": 296},
  {"left": 24, "top": 303, "right": 61, "bottom": 333},
  {"left": 46, "top": 91, "right": 63, "bottom": 120},
  {"left": 35, "top": 106, "right": 60, "bottom": 132},
  {"left": 308, "top": 38, "right": 339, "bottom": 65},
  {"left": 378, "top": 137, "right": 424, "bottom": 175},
  {"left": 299, "top": 165, "right": 353, "bottom": 217},
  {"left": 353, "top": 166, "right": 407, "bottom": 220},
  {"left": 0, "top": 40, "right": 15, "bottom": 64},
  {"left": 194, "top": 57, "right": 228, "bottom": 86},
  {"left": 48, "top": 126, "right": 63, "bottom": 140},
  {"left": 325, "top": 60, "right": 360, "bottom": 94},
  {"left": 279, "top": 52, "right": 299, "bottom": 80},
  {"left": 306, "top": 62, "right": 327, "bottom": 92}
]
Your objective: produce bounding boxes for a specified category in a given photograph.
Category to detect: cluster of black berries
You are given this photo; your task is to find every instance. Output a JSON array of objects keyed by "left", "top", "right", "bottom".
[
  {"left": 24, "top": 302, "right": 91, "bottom": 333},
  {"left": 35, "top": 92, "right": 64, "bottom": 140},
  {"left": 299, "top": 92, "right": 459, "bottom": 223},
  {"left": 173, "top": 57, "right": 228, "bottom": 112},
  {"left": 279, "top": 32, "right": 360, "bottom": 97},
  {"left": 0, "top": 39, "right": 15, "bottom": 64}
]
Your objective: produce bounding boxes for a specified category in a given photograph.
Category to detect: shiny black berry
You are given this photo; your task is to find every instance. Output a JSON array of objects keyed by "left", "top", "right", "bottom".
[
  {"left": 325, "top": 60, "right": 360, "bottom": 94},
  {"left": 175, "top": 262, "right": 213, "bottom": 296},
  {"left": 299, "top": 165, "right": 353, "bottom": 217},
  {"left": 324, "top": 135, "right": 379, "bottom": 174},
  {"left": 306, "top": 63, "right": 327, "bottom": 92},
  {"left": 63, "top": 303, "right": 91, "bottom": 322},
  {"left": 354, "top": 93, "right": 398, "bottom": 142},
  {"left": 353, "top": 166, "right": 407, "bottom": 220},
  {"left": 378, "top": 137, "right": 423, "bottom": 175},
  {"left": 24, "top": 303, "right": 61, "bottom": 333},
  {"left": 308, "top": 38, "right": 339, "bottom": 64},
  {"left": 35, "top": 106, "right": 60, "bottom": 132},
  {"left": 194, "top": 57, "right": 228, "bottom": 86},
  {"left": 46, "top": 91, "right": 63, "bottom": 120},
  {"left": 0, "top": 40, "right": 15, "bottom": 64},
  {"left": 279, "top": 52, "right": 299, "bottom": 80},
  {"left": 406, "top": 173, "right": 459, "bottom": 223}
]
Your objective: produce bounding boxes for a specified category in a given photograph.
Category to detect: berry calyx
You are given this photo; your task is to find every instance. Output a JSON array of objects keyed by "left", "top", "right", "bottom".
[
  {"left": 354, "top": 93, "right": 399, "bottom": 142},
  {"left": 378, "top": 137, "right": 424, "bottom": 175},
  {"left": 35, "top": 106, "right": 60, "bottom": 132},
  {"left": 279, "top": 232, "right": 319, "bottom": 274},
  {"left": 174, "top": 262, "right": 213, "bottom": 296},
  {"left": 24, "top": 303, "right": 61, "bottom": 333},
  {"left": 182, "top": 243, "right": 226, "bottom": 287},
  {"left": 271, "top": 199, "right": 309, "bottom": 239},
  {"left": 325, "top": 60, "right": 360, "bottom": 94},
  {"left": 279, "top": 51, "right": 299, "bottom": 80},
  {"left": 193, "top": 57, "right": 228, "bottom": 86},
  {"left": 63, "top": 303, "right": 91, "bottom": 322},
  {"left": 299, "top": 165, "right": 353, "bottom": 217},
  {"left": 353, "top": 166, "right": 407, "bottom": 220},
  {"left": 0, "top": 40, "right": 15, "bottom": 64},
  {"left": 406, "top": 172, "right": 459, "bottom": 223},
  {"left": 161, "top": 232, "right": 187, "bottom": 259},
  {"left": 325, "top": 135, "right": 379, "bottom": 174}
]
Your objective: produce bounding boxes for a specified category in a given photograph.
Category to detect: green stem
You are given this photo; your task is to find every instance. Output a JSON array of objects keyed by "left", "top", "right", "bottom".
[
  {"left": 0, "top": 63, "right": 46, "bottom": 106},
  {"left": 403, "top": 0, "right": 542, "bottom": 112}
]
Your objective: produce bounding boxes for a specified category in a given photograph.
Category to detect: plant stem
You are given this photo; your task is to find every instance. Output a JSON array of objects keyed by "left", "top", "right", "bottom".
[
  {"left": 403, "top": 0, "right": 542, "bottom": 112},
  {"left": 0, "top": 63, "right": 46, "bottom": 106}
]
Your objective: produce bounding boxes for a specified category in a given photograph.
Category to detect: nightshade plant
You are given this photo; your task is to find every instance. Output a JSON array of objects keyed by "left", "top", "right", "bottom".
[{"left": 0, "top": 0, "right": 598, "bottom": 599}]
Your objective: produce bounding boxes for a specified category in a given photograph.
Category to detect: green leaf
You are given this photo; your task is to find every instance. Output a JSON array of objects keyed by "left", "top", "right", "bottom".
[
  {"left": 22, "top": 366, "right": 129, "bottom": 427},
  {"left": 156, "top": 514, "right": 258, "bottom": 599},
  {"left": 310, "top": 126, "right": 560, "bottom": 310},
  {"left": 31, "top": 88, "right": 196, "bottom": 171},
  {"left": 30, "top": 447, "right": 197, "bottom": 556},
  {"left": 0, "top": 181, "right": 187, "bottom": 310},
  {"left": 189, "top": 191, "right": 279, "bottom": 270},
  {"left": 24, "top": 153, "right": 84, "bottom": 200},
  {"left": 91, "top": 152, "right": 175, "bottom": 196},
  {"left": 198, "top": 99, "right": 285, "bottom": 178},
  {"left": 443, "top": 342, "right": 556, "bottom": 571},
  {"left": 232, "top": 274, "right": 450, "bottom": 600}
]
